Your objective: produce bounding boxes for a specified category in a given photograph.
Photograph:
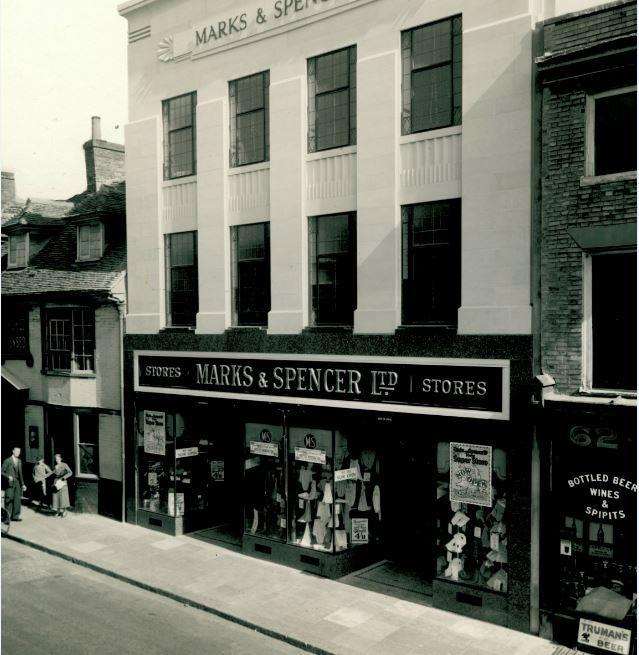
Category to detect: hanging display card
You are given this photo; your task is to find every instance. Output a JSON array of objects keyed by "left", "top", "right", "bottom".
[
  {"left": 295, "top": 447, "right": 326, "bottom": 465},
  {"left": 577, "top": 618, "right": 631, "bottom": 655},
  {"left": 210, "top": 460, "right": 225, "bottom": 482},
  {"left": 143, "top": 411, "right": 166, "bottom": 455},
  {"left": 250, "top": 441, "right": 279, "bottom": 457},
  {"left": 450, "top": 442, "right": 492, "bottom": 507},
  {"left": 351, "top": 518, "right": 369, "bottom": 544},
  {"left": 168, "top": 492, "right": 185, "bottom": 517},
  {"left": 335, "top": 467, "right": 358, "bottom": 482},
  {"left": 175, "top": 447, "right": 199, "bottom": 458},
  {"left": 147, "top": 472, "right": 158, "bottom": 486}
]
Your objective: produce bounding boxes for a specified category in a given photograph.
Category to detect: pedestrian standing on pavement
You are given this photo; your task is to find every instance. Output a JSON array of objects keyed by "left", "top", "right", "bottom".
[
  {"left": 1, "top": 447, "right": 27, "bottom": 521},
  {"left": 51, "top": 454, "right": 72, "bottom": 517},
  {"left": 32, "top": 458, "right": 53, "bottom": 511}
]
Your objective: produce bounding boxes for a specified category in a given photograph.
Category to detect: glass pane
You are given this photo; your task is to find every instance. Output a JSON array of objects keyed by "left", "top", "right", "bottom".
[
  {"left": 167, "top": 94, "right": 194, "bottom": 130},
  {"left": 169, "top": 232, "right": 195, "bottom": 267},
  {"left": 435, "top": 442, "right": 508, "bottom": 591},
  {"left": 236, "top": 110, "right": 265, "bottom": 165},
  {"left": 592, "top": 252, "right": 637, "bottom": 390},
  {"left": 317, "top": 214, "right": 350, "bottom": 255},
  {"left": 412, "top": 203, "right": 451, "bottom": 246},
  {"left": 9, "top": 234, "right": 26, "bottom": 265},
  {"left": 237, "top": 259, "right": 269, "bottom": 325},
  {"left": 169, "top": 127, "right": 194, "bottom": 177},
  {"left": 595, "top": 92, "right": 637, "bottom": 176},
  {"left": 236, "top": 73, "right": 265, "bottom": 114},
  {"left": 244, "top": 423, "right": 286, "bottom": 541},
  {"left": 411, "top": 20, "right": 451, "bottom": 70},
  {"left": 79, "top": 443, "right": 99, "bottom": 476},
  {"left": 138, "top": 409, "right": 175, "bottom": 515},
  {"left": 315, "top": 49, "right": 349, "bottom": 94},
  {"left": 237, "top": 223, "right": 266, "bottom": 261},
  {"left": 316, "top": 89, "right": 350, "bottom": 151},
  {"left": 411, "top": 66, "right": 452, "bottom": 132},
  {"left": 288, "top": 427, "right": 335, "bottom": 552},
  {"left": 78, "top": 414, "right": 99, "bottom": 445}
]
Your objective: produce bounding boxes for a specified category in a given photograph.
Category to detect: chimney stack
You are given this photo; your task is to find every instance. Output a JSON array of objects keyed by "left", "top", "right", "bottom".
[
  {"left": 1, "top": 171, "right": 16, "bottom": 209},
  {"left": 83, "top": 116, "right": 124, "bottom": 193},
  {"left": 91, "top": 116, "right": 102, "bottom": 140}
]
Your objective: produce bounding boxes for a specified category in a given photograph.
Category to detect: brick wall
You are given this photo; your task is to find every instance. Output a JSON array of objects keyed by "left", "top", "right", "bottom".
[
  {"left": 84, "top": 140, "right": 125, "bottom": 193},
  {"left": 544, "top": 0, "right": 636, "bottom": 54},
  {"left": 539, "top": 3, "right": 636, "bottom": 394}
]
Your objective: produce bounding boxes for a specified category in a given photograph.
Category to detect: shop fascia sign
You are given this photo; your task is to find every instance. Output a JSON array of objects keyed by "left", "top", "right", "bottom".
[
  {"left": 134, "top": 351, "right": 510, "bottom": 420},
  {"left": 157, "top": 0, "right": 372, "bottom": 62}
]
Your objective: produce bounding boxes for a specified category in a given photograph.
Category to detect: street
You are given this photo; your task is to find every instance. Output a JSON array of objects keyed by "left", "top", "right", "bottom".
[{"left": 1, "top": 539, "right": 306, "bottom": 655}]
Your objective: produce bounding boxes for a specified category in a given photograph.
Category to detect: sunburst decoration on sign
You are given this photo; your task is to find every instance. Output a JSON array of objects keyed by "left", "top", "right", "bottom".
[{"left": 157, "top": 36, "right": 174, "bottom": 62}]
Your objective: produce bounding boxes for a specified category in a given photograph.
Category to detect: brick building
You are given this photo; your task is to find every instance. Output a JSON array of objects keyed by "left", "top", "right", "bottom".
[
  {"left": 1, "top": 117, "right": 126, "bottom": 521},
  {"left": 534, "top": 2, "right": 636, "bottom": 651}
]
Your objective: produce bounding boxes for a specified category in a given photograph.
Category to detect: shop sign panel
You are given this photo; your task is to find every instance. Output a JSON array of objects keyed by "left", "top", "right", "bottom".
[
  {"left": 351, "top": 518, "right": 369, "bottom": 544},
  {"left": 335, "top": 467, "right": 358, "bottom": 482},
  {"left": 250, "top": 441, "right": 279, "bottom": 457},
  {"left": 577, "top": 618, "right": 632, "bottom": 654},
  {"left": 449, "top": 442, "right": 493, "bottom": 507},
  {"left": 295, "top": 447, "right": 326, "bottom": 464},
  {"left": 135, "top": 352, "right": 509, "bottom": 420},
  {"left": 175, "top": 447, "right": 199, "bottom": 458}
]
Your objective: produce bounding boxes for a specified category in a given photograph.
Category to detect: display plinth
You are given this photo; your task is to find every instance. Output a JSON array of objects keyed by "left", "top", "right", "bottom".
[
  {"left": 137, "top": 508, "right": 184, "bottom": 535},
  {"left": 433, "top": 578, "right": 509, "bottom": 627},
  {"left": 243, "top": 533, "right": 379, "bottom": 579}
]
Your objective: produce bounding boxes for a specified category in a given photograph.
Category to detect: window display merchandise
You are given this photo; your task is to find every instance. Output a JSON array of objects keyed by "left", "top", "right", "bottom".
[
  {"left": 435, "top": 441, "right": 508, "bottom": 592},
  {"left": 287, "top": 427, "right": 382, "bottom": 553}
]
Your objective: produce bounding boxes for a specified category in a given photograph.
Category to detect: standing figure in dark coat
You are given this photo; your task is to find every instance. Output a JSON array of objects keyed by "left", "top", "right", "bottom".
[{"left": 2, "top": 447, "right": 27, "bottom": 521}]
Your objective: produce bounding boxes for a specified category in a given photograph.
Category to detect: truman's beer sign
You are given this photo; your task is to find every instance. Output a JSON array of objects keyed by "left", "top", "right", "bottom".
[{"left": 135, "top": 352, "right": 510, "bottom": 420}]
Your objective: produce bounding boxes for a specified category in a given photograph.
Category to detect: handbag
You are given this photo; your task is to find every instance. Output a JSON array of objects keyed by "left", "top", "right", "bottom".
[{"left": 53, "top": 479, "right": 67, "bottom": 491}]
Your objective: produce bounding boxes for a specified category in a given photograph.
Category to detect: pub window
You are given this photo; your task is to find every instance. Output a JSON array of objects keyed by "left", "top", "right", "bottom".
[
  {"left": 231, "top": 222, "right": 270, "bottom": 326},
  {"left": 229, "top": 71, "right": 269, "bottom": 167},
  {"left": 2, "top": 305, "right": 28, "bottom": 357},
  {"left": 165, "top": 231, "right": 198, "bottom": 328},
  {"left": 308, "top": 213, "right": 356, "bottom": 326},
  {"left": 308, "top": 46, "right": 356, "bottom": 153},
  {"left": 77, "top": 221, "right": 104, "bottom": 262},
  {"left": 401, "top": 15, "right": 462, "bottom": 135},
  {"left": 7, "top": 233, "right": 28, "bottom": 268},
  {"left": 402, "top": 200, "right": 461, "bottom": 326},
  {"left": 44, "top": 307, "right": 95, "bottom": 373},
  {"left": 76, "top": 412, "right": 99, "bottom": 478},
  {"left": 587, "top": 250, "right": 636, "bottom": 391},
  {"left": 162, "top": 91, "right": 197, "bottom": 179}
]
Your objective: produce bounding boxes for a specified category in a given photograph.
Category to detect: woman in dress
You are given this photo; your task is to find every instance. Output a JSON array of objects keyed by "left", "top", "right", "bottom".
[
  {"left": 32, "top": 458, "right": 53, "bottom": 511},
  {"left": 51, "top": 453, "right": 72, "bottom": 517}
]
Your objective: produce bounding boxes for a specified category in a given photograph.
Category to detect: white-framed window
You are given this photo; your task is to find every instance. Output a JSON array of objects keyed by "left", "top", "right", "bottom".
[
  {"left": 43, "top": 307, "right": 95, "bottom": 373},
  {"left": 76, "top": 221, "right": 104, "bottom": 262},
  {"left": 74, "top": 412, "right": 99, "bottom": 479},
  {"left": 7, "top": 232, "right": 28, "bottom": 268},
  {"left": 585, "top": 86, "right": 637, "bottom": 179},
  {"left": 582, "top": 249, "right": 636, "bottom": 393}
]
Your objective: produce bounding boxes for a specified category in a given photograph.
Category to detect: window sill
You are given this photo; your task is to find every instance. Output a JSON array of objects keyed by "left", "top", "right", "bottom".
[
  {"left": 302, "top": 325, "right": 354, "bottom": 334},
  {"left": 228, "top": 161, "right": 270, "bottom": 176},
  {"left": 578, "top": 387, "right": 637, "bottom": 399},
  {"left": 162, "top": 175, "right": 197, "bottom": 188},
  {"left": 399, "top": 124, "right": 462, "bottom": 145},
  {"left": 76, "top": 474, "right": 98, "bottom": 481},
  {"left": 396, "top": 324, "right": 457, "bottom": 334},
  {"left": 6, "top": 264, "right": 27, "bottom": 270},
  {"left": 41, "top": 370, "right": 96, "bottom": 379},
  {"left": 305, "top": 144, "right": 357, "bottom": 162},
  {"left": 226, "top": 325, "right": 267, "bottom": 331},
  {"left": 160, "top": 326, "right": 196, "bottom": 333},
  {"left": 580, "top": 171, "right": 636, "bottom": 186}
]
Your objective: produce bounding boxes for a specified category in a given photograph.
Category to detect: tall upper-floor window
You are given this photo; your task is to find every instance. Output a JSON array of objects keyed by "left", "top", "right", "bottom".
[
  {"left": 308, "top": 46, "right": 356, "bottom": 152},
  {"left": 231, "top": 222, "right": 270, "bottom": 326},
  {"left": 162, "top": 92, "right": 197, "bottom": 179},
  {"left": 309, "top": 213, "right": 356, "bottom": 326},
  {"left": 402, "top": 200, "right": 461, "bottom": 325},
  {"left": 229, "top": 71, "right": 269, "bottom": 167},
  {"left": 587, "top": 88, "right": 637, "bottom": 177},
  {"left": 165, "top": 231, "right": 198, "bottom": 327},
  {"left": 43, "top": 307, "right": 95, "bottom": 373},
  {"left": 77, "top": 221, "right": 104, "bottom": 262},
  {"left": 7, "top": 233, "right": 28, "bottom": 268},
  {"left": 588, "top": 250, "right": 636, "bottom": 391},
  {"left": 401, "top": 16, "right": 462, "bottom": 135}
]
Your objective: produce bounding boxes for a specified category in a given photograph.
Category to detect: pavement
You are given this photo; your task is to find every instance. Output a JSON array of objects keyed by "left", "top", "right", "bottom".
[
  {"left": 3, "top": 507, "right": 571, "bottom": 655},
  {"left": 2, "top": 539, "right": 305, "bottom": 655}
]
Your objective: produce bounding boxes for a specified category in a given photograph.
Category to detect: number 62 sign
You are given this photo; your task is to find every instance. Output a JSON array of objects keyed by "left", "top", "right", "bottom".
[{"left": 569, "top": 426, "right": 618, "bottom": 450}]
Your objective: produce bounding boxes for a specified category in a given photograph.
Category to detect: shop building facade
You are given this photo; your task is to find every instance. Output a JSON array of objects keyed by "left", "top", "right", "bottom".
[
  {"left": 1, "top": 118, "right": 126, "bottom": 520},
  {"left": 534, "top": 2, "right": 637, "bottom": 653},
  {"left": 119, "top": 0, "right": 552, "bottom": 633}
]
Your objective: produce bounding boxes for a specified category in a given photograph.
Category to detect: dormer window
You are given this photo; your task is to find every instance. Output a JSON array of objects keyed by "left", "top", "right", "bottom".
[
  {"left": 77, "top": 221, "right": 104, "bottom": 262},
  {"left": 7, "top": 233, "right": 28, "bottom": 268}
]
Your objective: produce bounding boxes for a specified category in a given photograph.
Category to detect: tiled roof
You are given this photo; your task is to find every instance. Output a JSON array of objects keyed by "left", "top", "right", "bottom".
[{"left": 68, "top": 181, "right": 126, "bottom": 216}]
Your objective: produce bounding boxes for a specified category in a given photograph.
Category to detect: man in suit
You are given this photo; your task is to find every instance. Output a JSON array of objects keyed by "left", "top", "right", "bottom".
[{"left": 2, "top": 447, "right": 27, "bottom": 521}]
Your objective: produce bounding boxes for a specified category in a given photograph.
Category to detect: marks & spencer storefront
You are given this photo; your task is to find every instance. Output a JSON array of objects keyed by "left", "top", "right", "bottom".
[{"left": 124, "top": 343, "right": 535, "bottom": 631}]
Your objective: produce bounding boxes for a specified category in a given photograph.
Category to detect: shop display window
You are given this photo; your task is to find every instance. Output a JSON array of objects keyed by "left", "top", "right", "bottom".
[
  {"left": 287, "top": 427, "right": 382, "bottom": 553},
  {"left": 434, "top": 441, "right": 508, "bottom": 592},
  {"left": 136, "top": 407, "right": 220, "bottom": 519},
  {"left": 554, "top": 425, "right": 636, "bottom": 624},
  {"left": 244, "top": 423, "right": 286, "bottom": 541}
]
